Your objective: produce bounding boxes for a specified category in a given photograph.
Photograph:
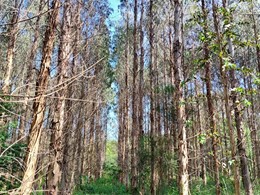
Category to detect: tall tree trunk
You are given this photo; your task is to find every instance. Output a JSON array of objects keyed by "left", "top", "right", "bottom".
[
  {"left": 250, "top": 1, "right": 260, "bottom": 73},
  {"left": 195, "top": 78, "right": 207, "bottom": 185},
  {"left": 118, "top": 84, "right": 124, "bottom": 183},
  {"left": 18, "top": 0, "right": 43, "bottom": 140},
  {"left": 228, "top": 36, "right": 253, "bottom": 195},
  {"left": 47, "top": 1, "right": 71, "bottom": 194},
  {"left": 201, "top": 0, "right": 221, "bottom": 194},
  {"left": 18, "top": 1, "right": 60, "bottom": 194},
  {"left": 123, "top": 1, "right": 130, "bottom": 186},
  {"left": 2, "top": 0, "right": 20, "bottom": 94},
  {"left": 60, "top": 87, "right": 73, "bottom": 192},
  {"left": 249, "top": 0, "right": 260, "bottom": 179},
  {"left": 149, "top": 0, "right": 157, "bottom": 194},
  {"left": 212, "top": 1, "right": 240, "bottom": 194},
  {"left": 172, "top": 0, "right": 189, "bottom": 194},
  {"left": 131, "top": 0, "right": 139, "bottom": 192},
  {"left": 139, "top": 0, "right": 144, "bottom": 145},
  {"left": 247, "top": 76, "right": 260, "bottom": 179}
]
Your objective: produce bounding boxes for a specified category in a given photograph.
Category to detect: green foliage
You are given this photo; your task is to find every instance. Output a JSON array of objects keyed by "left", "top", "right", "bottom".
[
  {"left": 0, "top": 98, "right": 25, "bottom": 192},
  {"left": 185, "top": 120, "right": 193, "bottom": 128},
  {"left": 222, "top": 58, "right": 237, "bottom": 71},
  {"left": 242, "top": 99, "right": 252, "bottom": 107},
  {"left": 231, "top": 86, "right": 245, "bottom": 94},
  {"left": 198, "top": 133, "right": 207, "bottom": 144},
  {"left": 73, "top": 138, "right": 260, "bottom": 195},
  {"left": 74, "top": 177, "right": 129, "bottom": 195},
  {"left": 103, "top": 87, "right": 116, "bottom": 105},
  {"left": 105, "top": 140, "right": 117, "bottom": 165},
  {"left": 253, "top": 75, "right": 260, "bottom": 86},
  {"left": 103, "top": 162, "right": 120, "bottom": 179},
  {"left": 0, "top": 129, "right": 26, "bottom": 191},
  {"left": 0, "top": 101, "right": 13, "bottom": 114},
  {"left": 154, "top": 84, "right": 175, "bottom": 95},
  {"left": 190, "top": 176, "right": 234, "bottom": 195},
  {"left": 73, "top": 140, "right": 127, "bottom": 194}
]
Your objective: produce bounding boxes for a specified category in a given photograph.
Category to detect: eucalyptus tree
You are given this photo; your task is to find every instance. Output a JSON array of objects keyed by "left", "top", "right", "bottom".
[{"left": 18, "top": 1, "right": 60, "bottom": 194}]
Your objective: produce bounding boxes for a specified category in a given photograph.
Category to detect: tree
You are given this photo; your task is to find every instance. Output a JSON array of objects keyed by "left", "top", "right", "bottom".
[
  {"left": 172, "top": 0, "right": 189, "bottom": 194},
  {"left": 46, "top": 0, "right": 72, "bottom": 193},
  {"left": 131, "top": 0, "right": 139, "bottom": 192},
  {"left": 17, "top": 1, "right": 60, "bottom": 194},
  {"left": 2, "top": 0, "right": 20, "bottom": 94},
  {"left": 201, "top": 0, "right": 221, "bottom": 194}
]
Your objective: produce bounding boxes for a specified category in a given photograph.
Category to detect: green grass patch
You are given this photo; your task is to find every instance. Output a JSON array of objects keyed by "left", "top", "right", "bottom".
[{"left": 73, "top": 177, "right": 129, "bottom": 195}]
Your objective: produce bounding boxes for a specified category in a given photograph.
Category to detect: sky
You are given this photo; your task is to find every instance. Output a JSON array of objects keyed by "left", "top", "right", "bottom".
[
  {"left": 106, "top": 0, "right": 121, "bottom": 140},
  {"left": 108, "top": 0, "right": 121, "bottom": 23}
]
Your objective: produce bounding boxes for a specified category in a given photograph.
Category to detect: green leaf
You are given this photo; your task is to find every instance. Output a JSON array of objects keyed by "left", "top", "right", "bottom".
[
  {"left": 223, "top": 58, "right": 237, "bottom": 71},
  {"left": 253, "top": 76, "right": 260, "bottom": 85},
  {"left": 198, "top": 133, "right": 207, "bottom": 144},
  {"left": 231, "top": 87, "right": 245, "bottom": 94},
  {"left": 243, "top": 99, "right": 252, "bottom": 107},
  {"left": 228, "top": 160, "right": 235, "bottom": 166},
  {"left": 185, "top": 120, "right": 193, "bottom": 128}
]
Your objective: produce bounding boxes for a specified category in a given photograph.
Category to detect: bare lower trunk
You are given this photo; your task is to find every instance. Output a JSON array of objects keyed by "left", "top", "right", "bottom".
[
  {"left": 195, "top": 79, "right": 207, "bottom": 185},
  {"left": 46, "top": 1, "right": 71, "bottom": 194},
  {"left": 227, "top": 21, "right": 253, "bottom": 194},
  {"left": 230, "top": 70, "right": 253, "bottom": 195},
  {"left": 172, "top": 1, "right": 189, "bottom": 194}
]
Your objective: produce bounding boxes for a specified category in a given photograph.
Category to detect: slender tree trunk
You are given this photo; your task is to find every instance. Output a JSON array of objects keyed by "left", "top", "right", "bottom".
[
  {"left": 195, "top": 78, "right": 207, "bottom": 185},
  {"left": 123, "top": 4, "right": 130, "bottom": 186},
  {"left": 228, "top": 37, "right": 253, "bottom": 195},
  {"left": 131, "top": 0, "right": 139, "bottom": 192},
  {"left": 249, "top": 0, "right": 260, "bottom": 179},
  {"left": 148, "top": 0, "right": 157, "bottom": 194},
  {"left": 212, "top": 1, "right": 240, "bottom": 193},
  {"left": 247, "top": 76, "right": 260, "bottom": 179},
  {"left": 250, "top": 1, "right": 260, "bottom": 73},
  {"left": 18, "top": 1, "right": 60, "bottom": 194},
  {"left": 47, "top": 1, "right": 71, "bottom": 194},
  {"left": 2, "top": 0, "right": 20, "bottom": 94},
  {"left": 118, "top": 83, "right": 124, "bottom": 182},
  {"left": 88, "top": 101, "right": 96, "bottom": 180},
  {"left": 18, "top": 0, "right": 43, "bottom": 140},
  {"left": 95, "top": 107, "right": 102, "bottom": 178},
  {"left": 172, "top": 0, "right": 189, "bottom": 194},
  {"left": 201, "top": 0, "right": 220, "bottom": 194},
  {"left": 138, "top": 3, "right": 144, "bottom": 191}
]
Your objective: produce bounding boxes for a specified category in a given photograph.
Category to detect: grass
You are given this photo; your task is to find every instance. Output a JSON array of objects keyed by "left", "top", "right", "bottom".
[{"left": 73, "top": 176, "right": 130, "bottom": 195}]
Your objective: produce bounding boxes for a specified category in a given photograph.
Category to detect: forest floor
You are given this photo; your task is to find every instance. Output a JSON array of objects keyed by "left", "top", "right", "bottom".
[
  {"left": 73, "top": 172, "right": 260, "bottom": 194},
  {"left": 73, "top": 141, "right": 260, "bottom": 195}
]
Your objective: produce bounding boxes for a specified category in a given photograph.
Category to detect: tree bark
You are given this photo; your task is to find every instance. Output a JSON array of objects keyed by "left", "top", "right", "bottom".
[
  {"left": 148, "top": 0, "right": 157, "bottom": 194},
  {"left": 212, "top": 1, "right": 240, "bottom": 194},
  {"left": 18, "top": 1, "right": 60, "bottom": 194},
  {"left": 172, "top": 0, "right": 189, "bottom": 194},
  {"left": 195, "top": 78, "right": 207, "bottom": 185},
  {"left": 18, "top": 0, "right": 43, "bottom": 140},
  {"left": 201, "top": 0, "right": 221, "bottom": 194},
  {"left": 47, "top": 1, "right": 71, "bottom": 194},
  {"left": 2, "top": 0, "right": 20, "bottom": 94},
  {"left": 123, "top": 1, "right": 130, "bottom": 186},
  {"left": 131, "top": 0, "right": 139, "bottom": 192},
  {"left": 228, "top": 37, "right": 253, "bottom": 195}
]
